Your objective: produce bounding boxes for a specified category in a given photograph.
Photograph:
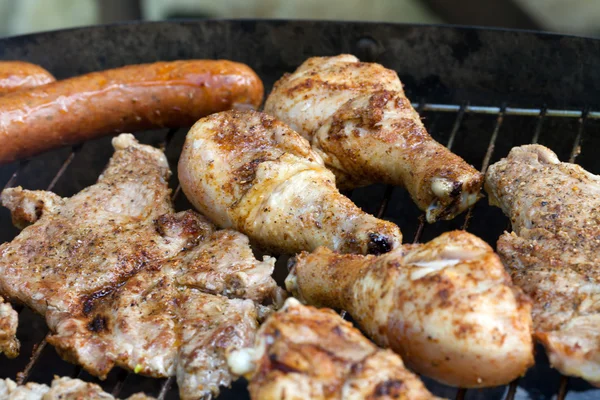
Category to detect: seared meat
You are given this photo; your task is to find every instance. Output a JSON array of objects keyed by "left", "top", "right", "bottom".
[
  {"left": 264, "top": 54, "right": 483, "bottom": 222},
  {"left": 286, "top": 231, "right": 533, "bottom": 387},
  {"left": 178, "top": 109, "right": 402, "bottom": 255},
  {"left": 0, "top": 296, "right": 18, "bottom": 358},
  {"left": 0, "top": 377, "right": 152, "bottom": 399},
  {"left": 0, "top": 134, "right": 281, "bottom": 399},
  {"left": 228, "top": 298, "right": 444, "bottom": 400},
  {"left": 486, "top": 144, "right": 600, "bottom": 385}
]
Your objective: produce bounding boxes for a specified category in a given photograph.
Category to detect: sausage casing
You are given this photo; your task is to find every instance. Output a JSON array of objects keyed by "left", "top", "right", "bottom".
[
  {"left": 0, "top": 60, "right": 264, "bottom": 163},
  {"left": 0, "top": 61, "right": 55, "bottom": 94}
]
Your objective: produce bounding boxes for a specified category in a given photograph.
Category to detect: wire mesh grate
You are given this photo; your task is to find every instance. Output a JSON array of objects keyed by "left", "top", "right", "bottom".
[{"left": 1, "top": 103, "right": 598, "bottom": 399}]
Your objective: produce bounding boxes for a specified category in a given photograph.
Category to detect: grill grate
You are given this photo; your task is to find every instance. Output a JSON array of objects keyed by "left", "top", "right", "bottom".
[{"left": 1, "top": 104, "right": 599, "bottom": 399}]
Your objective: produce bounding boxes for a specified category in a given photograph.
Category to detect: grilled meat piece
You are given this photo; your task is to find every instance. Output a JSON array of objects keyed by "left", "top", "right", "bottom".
[
  {"left": 286, "top": 231, "right": 534, "bottom": 387},
  {"left": 0, "top": 377, "right": 152, "bottom": 399},
  {"left": 264, "top": 54, "right": 483, "bottom": 222},
  {"left": 0, "top": 296, "right": 18, "bottom": 358},
  {"left": 178, "top": 109, "right": 402, "bottom": 255},
  {"left": 0, "top": 134, "right": 281, "bottom": 399},
  {"left": 486, "top": 144, "right": 600, "bottom": 386},
  {"left": 228, "top": 298, "right": 444, "bottom": 400}
]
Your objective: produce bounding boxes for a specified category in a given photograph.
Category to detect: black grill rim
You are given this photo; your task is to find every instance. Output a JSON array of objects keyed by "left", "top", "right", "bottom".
[{"left": 1, "top": 19, "right": 600, "bottom": 400}]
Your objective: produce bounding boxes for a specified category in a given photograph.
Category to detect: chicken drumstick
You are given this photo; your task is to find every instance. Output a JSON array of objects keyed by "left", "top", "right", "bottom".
[
  {"left": 286, "top": 230, "right": 534, "bottom": 387},
  {"left": 265, "top": 54, "right": 483, "bottom": 222},
  {"left": 178, "top": 110, "right": 402, "bottom": 255}
]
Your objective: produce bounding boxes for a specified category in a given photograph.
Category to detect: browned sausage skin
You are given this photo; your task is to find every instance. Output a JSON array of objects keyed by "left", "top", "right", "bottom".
[
  {"left": 0, "top": 61, "right": 55, "bottom": 94},
  {"left": 0, "top": 60, "right": 264, "bottom": 163}
]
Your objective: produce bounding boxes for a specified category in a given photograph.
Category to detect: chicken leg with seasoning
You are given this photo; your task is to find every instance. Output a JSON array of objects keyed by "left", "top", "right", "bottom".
[
  {"left": 286, "top": 230, "right": 534, "bottom": 388},
  {"left": 486, "top": 144, "right": 600, "bottom": 386},
  {"left": 264, "top": 54, "right": 483, "bottom": 222},
  {"left": 228, "top": 298, "right": 445, "bottom": 400},
  {"left": 178, "top": 109, "right": 402, "bottom": 255}
]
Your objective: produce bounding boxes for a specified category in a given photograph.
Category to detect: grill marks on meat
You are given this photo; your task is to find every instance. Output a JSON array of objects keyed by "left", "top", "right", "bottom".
[
  {"left": 486, "top": 144, "right": 600, "bottom": 386},
  {"left": 178, "top": 109, "right": 402, "bottom": 255},
  {"left": 0, "top": 134, "right": 281, "bottom": 399},
  {"left": 0, "top": 376, "right": 153, "bottom": 399},
  {"left": 227, "top": 298, "right": 443, "bottom": 400},
  {"left": 285, "top": 231, "right": 534, "bottom": 388},
  {"left": 49, "top": 230, "right": 277, "bottom": 395},
  {"left": 264, "top": 54, "right": 483, "bottom": 222}
]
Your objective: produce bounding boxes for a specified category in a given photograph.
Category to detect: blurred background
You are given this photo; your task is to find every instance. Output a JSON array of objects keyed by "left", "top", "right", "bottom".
[{"left": 0, "top": 0, "right": 599, "bottom": 37}]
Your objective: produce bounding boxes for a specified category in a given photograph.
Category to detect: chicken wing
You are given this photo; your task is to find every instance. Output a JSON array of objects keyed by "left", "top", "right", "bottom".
[
  {"left": 0, "top": 134, "right": 282, "bottom": 399},
  {"left": 228, "top": 298, "right": 444, "bottom": 400},
  {"left": 486, "top": 144, "right": 600, "bottom": 386},
  {"left": 264, "top": 54, "right": 483, "bottom": 222},
  {"left": 178, "top": 109, "right": 402, "bottom": 255},
  {"left": 286, "top": 231, "right": 533, "bottom": 387},
  {"left": 0, "top": 377, "right": 152, "bottom": 399}
]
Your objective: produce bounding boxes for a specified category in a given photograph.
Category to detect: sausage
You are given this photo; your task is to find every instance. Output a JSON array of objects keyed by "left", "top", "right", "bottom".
[
  {"left": 0, "top": 60, "right": 264, "bottom": 163},
  {"left": 0, "top": 61, "right": 55, "bottom": 94}
]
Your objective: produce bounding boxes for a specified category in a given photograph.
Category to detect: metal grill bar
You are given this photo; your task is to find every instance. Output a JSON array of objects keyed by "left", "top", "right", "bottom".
[
  {"left": 557, "top": 376, "right": 569, "bottom": 400},
  {"left": 161, "top": 128, "right": 179, "bottom": 151},
  {"left": 412, "top": 215, "right": 426, "bottom": 244},
  {"left": 446, "top": 104, "right": 466, "bottom": 152},
  {"left": 375, "top": 185, "right": 394, "bottom": 219},
  {"left": 111, "top": 369, "right": 129, "bottom": 397},
  {"left": 172, "top": 184, "right": 182, "bottom": 201},
  {"left": 417, "top": 103, "right": 600, "bottom": 119},
  {"left": 569, "top": 110, "right": 588, "bottom": 163},
  {"left": 455, "top": 388, "right": 466, "bottom": 400},
  {"left": 530, "top": 107, "right": 547, "bottom": 144},
  {"left": 480, "top": 106, "right": 506, "bottom": 175},
  {"left": 16, "top": 333, "right": 49, "bottom": 384},
  {"left": 47, "top": 146, "right": 81, "bottom": 191},
  {"left": 504, "top": 379, "right": 519, "bottom": 400},
  {"left": 157, "top": 376, "right": 175, "bottom": 400},
  {"left": 71, "top": 366, "right": 82, "bottom": 378},
  {"left": 2, "top": 161, "right": 28, "bottom": 191},
  {"left": 461, "top": 106, "right": 505, "bottom": 232}
]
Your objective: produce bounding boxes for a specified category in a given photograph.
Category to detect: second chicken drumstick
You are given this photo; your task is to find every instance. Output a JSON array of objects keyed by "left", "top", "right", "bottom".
[
  {"left": 178, "top": 110, "right": 402, "bottom": 255},
  {"left": 286, "top": 230, "right": 534, "bottom": 388}
]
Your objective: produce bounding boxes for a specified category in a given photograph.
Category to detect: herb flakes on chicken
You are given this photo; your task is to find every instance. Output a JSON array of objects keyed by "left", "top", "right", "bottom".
[
  {"left": 0, "top": 134, "right": 282, "bottom": 399},
  {"left": 264, "top": 54, "right": 483, "bottom": 222},
  {"left": 228, "top": 298, "right": 445, "bottom": 400},
  {"left": 486, "top": 144, "right": 600, "bottom": 386},
  {"left": 178, "top": 109, "right": 402, "bottom": 255},
  {"left": 286, "top": 231, "right": 534, "bottom": 387}
]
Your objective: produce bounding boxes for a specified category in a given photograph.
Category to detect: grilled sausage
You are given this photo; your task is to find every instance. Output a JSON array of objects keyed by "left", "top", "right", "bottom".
[
  {"left": 0, "top": 60, "right": 264, "bottom": 163},
  {"left": 0, "top": 61, "right": 55, "bottom": 94}
]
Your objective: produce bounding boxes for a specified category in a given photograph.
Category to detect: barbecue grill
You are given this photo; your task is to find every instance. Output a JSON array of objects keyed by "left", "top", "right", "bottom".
[{"left": 1, "top": 20, "right": 600, "bottom": 400}]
